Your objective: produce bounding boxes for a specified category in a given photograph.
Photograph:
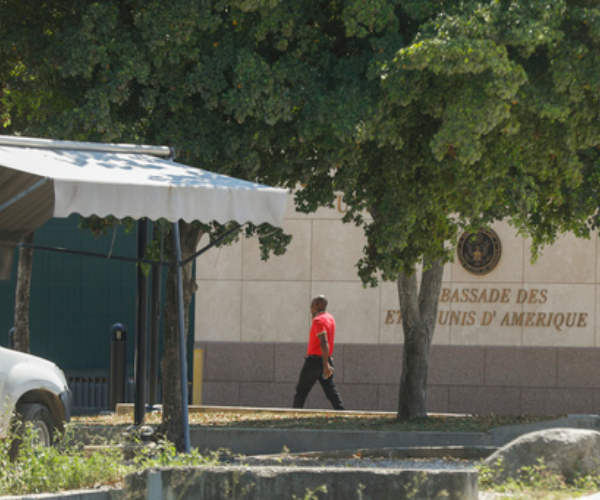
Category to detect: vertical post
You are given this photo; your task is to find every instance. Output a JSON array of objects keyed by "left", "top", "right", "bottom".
[
  {"left": 192, "top": 348, "right": 203, "bottom": 405},
  {"left": 148, "top": 251, "right": 162, "bottom": 409},
  {"left": 172, "top": 221, "right": 191, "bottom": 453},
  {"left": 134, "top": 218, "right": 149, "bottom": 426},
  {"left": 109, "top": 323, "right": 127, "bottom": 411}
]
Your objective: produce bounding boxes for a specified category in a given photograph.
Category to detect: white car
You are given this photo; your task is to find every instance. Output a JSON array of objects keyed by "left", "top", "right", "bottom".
[{"left": 0, "top": 345, "right": 72, "bottom": 446}]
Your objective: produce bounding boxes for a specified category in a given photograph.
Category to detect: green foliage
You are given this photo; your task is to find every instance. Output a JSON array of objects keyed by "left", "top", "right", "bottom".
[
  {"left": 292, "top": 484, "right": 327, "bottom": 500},
  {"left": 3, "top": 0, "right": 600, "bottom": 283},
  {"left": 478, "top": 457, "right": 600, "bottom": 498},
  {"left": 132, "top": 438, "right": 224, "bottom": 467},
  {"left": 78, "top": 216, "right": 136, "bottom": 238},
  {"left": 0, "top": 0, "right": 294, "bottom": 262},
  {"left": 0, "top": 424, "right": 130, "bottom": 495},
  {"left": 0, "top": 421, "right": 224, "bottom": 496}
]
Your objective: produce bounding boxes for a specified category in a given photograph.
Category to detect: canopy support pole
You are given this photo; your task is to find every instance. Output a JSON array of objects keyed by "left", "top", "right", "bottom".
[
  {"left": 172, "top": 221, "right": 191, "bottom": 453},
  {"left": 134, "top": 218, "right": 149, "bottom": 426},
  {"left": 148, "top": 224, "right": 164, "bottom": 410}
]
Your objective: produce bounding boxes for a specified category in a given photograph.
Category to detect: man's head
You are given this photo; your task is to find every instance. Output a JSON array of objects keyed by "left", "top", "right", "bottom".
[{"left": 311, "top": 295, "right": 328, "bottom": 315}]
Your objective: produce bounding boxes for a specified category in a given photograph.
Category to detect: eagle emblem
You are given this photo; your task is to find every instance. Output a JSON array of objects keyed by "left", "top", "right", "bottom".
[{"left": 458, "top": 228, "right": 501, "bottom": 275}]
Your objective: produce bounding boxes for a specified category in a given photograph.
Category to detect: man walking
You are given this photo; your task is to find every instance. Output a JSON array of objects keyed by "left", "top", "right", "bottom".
[{"left": 293, "top": 295, "right": 345, "bottom": 410}]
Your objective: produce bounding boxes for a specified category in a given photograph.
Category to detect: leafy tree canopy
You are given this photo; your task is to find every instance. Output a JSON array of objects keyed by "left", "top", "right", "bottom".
[{"left": 2, "top": 0, "right": 600, "bottom": 282}]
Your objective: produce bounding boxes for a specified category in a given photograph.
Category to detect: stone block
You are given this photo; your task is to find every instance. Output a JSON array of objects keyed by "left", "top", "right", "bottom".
[
  {"left": 557, "top": 348, "right": 600, "bottom": 387},
  {"left": 426, "top": 385, "right": 450, "bottom": 414},
  {"left": 194, "top": 281, "right": 242, "bottom": 342},
  {"left": 202, "top": 382, "right": 239, "bottom": 407},
  {"left": 241, "top": 281, "right": 310, "bottom": 343},
  {"left": 311, "top": 220, "right": 365, "bottom": 282},
  {"left": 239, "top": 382, "right": 296, "bottom": 409},
  {"left": 448, "top": 386, "right": 521, "bottom": 415},
  {"left": 203, "top": 342, "right": 274, "bottom": 383},
  {"left": 429, "top": 346, "right": 485, "bottom": 386},
  {"left": 377, "top": 385, "right": 399, "bottom": 413},
  {"left": 521, "top": 387, "right": 594, "bottom": 415},
  {"left": 342, "top": 344, "right": 402, "bottom": 385},
  {"left": 274, "top": 343, "right": 306, "bottom": 383},
  {"left": 485, "top": 347, "right": 557, "bottom": 387}
]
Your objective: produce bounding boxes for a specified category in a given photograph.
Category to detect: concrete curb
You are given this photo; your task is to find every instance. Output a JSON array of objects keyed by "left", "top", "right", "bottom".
[
  {"left": 189, "top": 413, "right": 600, "bottom": 455},
  {"left": 123, "top": 465, "right": 479, "bottom": 500},
  {"left": 71, "top": 413, "right": 600, "bottom": 456},
  {"left": 190, "top": 426, "right": 494, "bottom": 455},
  {"left": 0, "top": 489, "right": 120, "bottom": 500}
]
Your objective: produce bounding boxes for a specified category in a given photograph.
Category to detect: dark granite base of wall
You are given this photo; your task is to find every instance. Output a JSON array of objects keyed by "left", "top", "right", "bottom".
[{"left": 194, "top": 342, "right": 600, "bottom": 415}]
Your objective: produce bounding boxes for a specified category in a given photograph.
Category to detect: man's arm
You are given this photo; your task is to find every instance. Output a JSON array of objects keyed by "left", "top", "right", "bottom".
[{"left": 318, "top": 332, "right": 333, "bottom": 378}]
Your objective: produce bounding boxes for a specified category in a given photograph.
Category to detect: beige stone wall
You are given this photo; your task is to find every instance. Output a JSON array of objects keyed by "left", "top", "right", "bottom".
[
  {"left": 194, "top": 195, "right": 600, "bottom": 413},
  {"left": 195, "top": 194, "right": 599, "bottom": 349}
]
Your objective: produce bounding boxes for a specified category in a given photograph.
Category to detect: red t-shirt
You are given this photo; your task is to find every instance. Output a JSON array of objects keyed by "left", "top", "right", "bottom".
[{"left": 306, "top": 311, "right": 336, "bottom": 356}]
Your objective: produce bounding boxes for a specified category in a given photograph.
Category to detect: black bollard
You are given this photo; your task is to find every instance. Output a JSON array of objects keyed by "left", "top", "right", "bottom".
[{"left": 109, "top": 323, "right": 127, "bottom": 412}]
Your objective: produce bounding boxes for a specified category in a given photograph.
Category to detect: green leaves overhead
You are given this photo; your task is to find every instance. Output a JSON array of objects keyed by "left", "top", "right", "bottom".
[
  {"left": 365, "top": 0, "right": 600, "bottom": 278},
  {"left": 3, "top": 0, "right": 600, "bottom": 284}
]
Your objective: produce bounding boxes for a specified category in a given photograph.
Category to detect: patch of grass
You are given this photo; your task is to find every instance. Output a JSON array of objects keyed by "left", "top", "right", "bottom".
[
  {"left": 73, "top": 411, "right": 564, "bottom": 433},
  {"left": 478, "top": 457, "right": 600, "bottom": 500},
  {"left": 0, "top": 424, "right": 130, "bottom": 495},
  {"left": 0, "top": 422, "right": 221, "bottom": 497}
]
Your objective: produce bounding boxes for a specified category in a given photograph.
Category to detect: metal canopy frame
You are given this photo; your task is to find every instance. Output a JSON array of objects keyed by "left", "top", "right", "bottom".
[
  {"left": 0, "top": 135, "right": 174, "bottom": 158},
  {"left": 0, "top": 136, "right": 275, "bottom": 453},
  {"left": 18, "top": 220, "right": 245, "bottom": 453},
  {"left": 18, "top": 222, "right": 244, "bottom": 267}
]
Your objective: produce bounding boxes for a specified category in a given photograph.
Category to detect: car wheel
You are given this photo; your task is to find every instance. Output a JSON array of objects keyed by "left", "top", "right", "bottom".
[{"left": 17, "top": 403, "right": 55, "bottom": 447}]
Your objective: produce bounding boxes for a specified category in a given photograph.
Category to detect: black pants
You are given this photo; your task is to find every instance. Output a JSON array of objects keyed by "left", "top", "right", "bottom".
[{"left": 293, "top": 356, "right": 345, "bottom": 410}]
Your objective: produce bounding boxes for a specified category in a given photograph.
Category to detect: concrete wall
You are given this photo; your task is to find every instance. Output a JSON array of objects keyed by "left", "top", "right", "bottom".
[
  {"left": 124, "top": 466, "right": 478, "bottom": 500},
  {"left": 196, "top": 342, "right": 600, "bottom": 415},
  {"left": 194, "top": 194, "right": 600, "bottom": 414}
]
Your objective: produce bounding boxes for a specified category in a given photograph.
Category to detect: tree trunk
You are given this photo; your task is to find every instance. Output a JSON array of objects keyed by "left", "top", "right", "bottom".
[
  {"left": 13, "top": 232, "right": 35, "bottom": 353},
  {"left": 160, "top": 221, "right": 203, "bottom": 451},
  {"left": 396, "top": 258, "right": 444, "bottom": 420}
]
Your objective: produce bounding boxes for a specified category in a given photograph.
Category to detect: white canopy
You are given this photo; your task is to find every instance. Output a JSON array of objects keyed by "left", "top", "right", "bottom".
[{"left": 0, "top": 136, "right": 289, "bottom": 279}]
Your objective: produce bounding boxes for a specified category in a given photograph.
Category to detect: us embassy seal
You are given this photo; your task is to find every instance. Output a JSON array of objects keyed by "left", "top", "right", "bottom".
[{"left": 457, "top": 228, "right": 501, "bottom": 275}]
